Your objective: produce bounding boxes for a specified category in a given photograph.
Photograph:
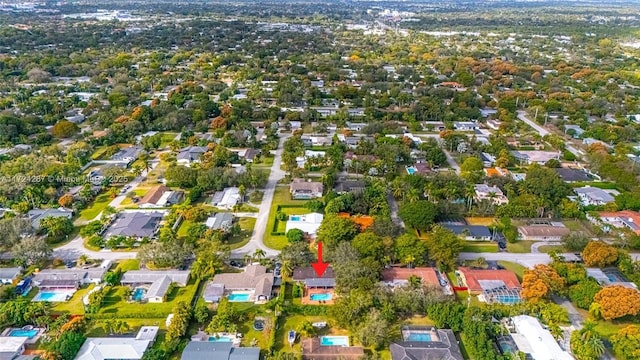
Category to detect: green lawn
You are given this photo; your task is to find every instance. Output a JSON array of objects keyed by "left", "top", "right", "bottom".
[
  {"left": 80, "top": 193, "right": 112, "bottom": 221},
  {"left": 462, "top": 242, "right": 498, "bottom": 253},
  {"left": 264, "top": 185, "right": 310, "bottom": 250},
  {"left": 506, "top": 240, "right": 536, "bottom": 253},
  {"left": 91, "top": 146, "right": 110, "bottom": 160},
  {"left": 87, "top": 318, "right": 166, "bottom": 337},
  {"left": 115, "top": 259, "right": 140, "bottom": 272},
  {"left": 538, "top": 245, "right": 566, "bottom": 253},
  {"left": 177, "top": 219, "right": 194, "bottom": 237},
  {"left": 160, "top": 133, "right": 178, "bottom": 148},
  {"left": 275, "top": 315, "right": 341, "bottom": 354},
  {"left": 99, "top": 279, "right": 199, "bottom": 317},
  {"left": 594, "top": 320, "right": 632, "bottom": 339},
  {"left": 228, "top": 217, "right": 256, "bottom": 250},
  {"left": 120, "top": 188, "right": 149, "bottom": 206},
  {"left": 52, "top": 284, "right": 95, "bottom": 314},
  {"left": 498, "top": 261, "right": 527, "bottom": 281}
]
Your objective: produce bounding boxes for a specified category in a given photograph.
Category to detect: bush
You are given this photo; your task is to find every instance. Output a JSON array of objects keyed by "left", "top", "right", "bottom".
[{"left": 286, "top": 229, "right": 305, "bottom": 243}]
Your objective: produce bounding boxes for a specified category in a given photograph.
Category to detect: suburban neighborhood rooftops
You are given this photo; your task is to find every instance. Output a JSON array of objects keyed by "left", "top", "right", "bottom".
[
  {"left": 554, "top": 168, "right": 592, "bottom": 182},
  {"left": 120, "top": 270, "right": 190, "bottom": 286},
  {"left": 103, "top": 211, "right": 164, "bottom": 238},
  {"left": 458, "top": 267, "right": 521, "bottom": 293}
]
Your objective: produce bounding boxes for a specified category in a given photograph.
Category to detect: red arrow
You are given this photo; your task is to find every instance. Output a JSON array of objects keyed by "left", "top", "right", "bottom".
[{"left": 311, "top": 241, "right": 329, "bottom": 277}]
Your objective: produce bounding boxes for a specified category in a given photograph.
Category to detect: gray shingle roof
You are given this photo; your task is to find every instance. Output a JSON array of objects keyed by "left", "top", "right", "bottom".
[
  {"left": 103, "top": 212, "right": 164, "bottom": 238},
  {"left": 211, "top": 265, "right": 274, "bottom": 297},
  {"left": 180, "top": 342, "right": 260, "bottom": 360},
  {"left": 145, "top": 275, "right": 172, "bottom": 299},
  {"left": 0, "top": 267, "right": 21, "bottom": 281}
]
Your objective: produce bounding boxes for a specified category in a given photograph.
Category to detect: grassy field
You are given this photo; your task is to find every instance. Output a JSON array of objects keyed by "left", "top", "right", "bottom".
[
  {"left": 79, "top": 193, "right": 112, "bottom": 221},
  {"left": 563, "top": 219, "right": 595, "bottom": 235},
  {"left": 86, "top": 318, "right": 166, "bottom": 337},
  {"left": 275, "top": 315, "right": 344, "bottom": 354},
  {"left": 91, "top": 146, "right": 110, "bottom": 160},
  {"left": 498, "top": 261, "right": 527, "bottom": 281},
  {"left": 264, "top": 185, "right": 310, "bottom": 250},
  {"left": 228, "top": 217, "right": 257, "bottom": 250},
  {"left": 120, "top": 188, "right": 149, "bottom": 206},
  {"left": 99, "top": 279, "right": 199, "bottom": 317},
  {"left": 462, "top": 242, "right": 498, "bottom": 253},
  {"left": 52, "top": 284, "right": 95, "bottom": 314},
  {"left": 538, "top": 245, "right": 566, "bottom": 253},
  {"left": 115, "top": 259, "right": 140, "bottom": 272},
  {"left": 506, "top": 240, "right": 536, "bottom": 253}
]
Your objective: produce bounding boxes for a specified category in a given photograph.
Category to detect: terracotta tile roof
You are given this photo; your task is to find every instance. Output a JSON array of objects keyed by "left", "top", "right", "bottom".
[
  {"left": 381, "top": 267, "right": 439, "bottom": 286},
  {"left": 458, "top": 267, "right": 521, "bottom": 293},
  {"left": 139, "top": 185, "right": 170, "bottom": 205},
  {"left": 337, "top": 213, "right": 373, "bottom": 230}
]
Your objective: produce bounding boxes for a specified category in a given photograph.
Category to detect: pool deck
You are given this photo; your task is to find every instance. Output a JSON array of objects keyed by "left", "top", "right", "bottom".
[
  {"left": 1, "top": 327, "right": 44, "bottom": 344},
  {"left": 302, "top": 288, "right": 335, "bottom": 305}
]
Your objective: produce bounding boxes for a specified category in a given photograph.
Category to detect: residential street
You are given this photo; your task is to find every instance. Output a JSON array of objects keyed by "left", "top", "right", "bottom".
[{"left": 517, "top": 110, "right": 583, "bottom": 158}]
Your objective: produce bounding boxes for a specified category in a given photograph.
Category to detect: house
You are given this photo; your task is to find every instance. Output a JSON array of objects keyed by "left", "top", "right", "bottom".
[
  {"left": 111, "top": 146, "right": 143, "bottom": 164},
  {"left": 453, "top": 121, "right": 479, "bottom": 131},
  {"left": 480, "top": 152, "right": 496, "bottom": 167},
  {"left": 345, "top": 121, "right": 368, "bottom": 131},
  {"left": 139, "top": 185, "right": 184, "bottom": 208},
  {"left": 406, "top": 162, "right": 431, "bottom": 176},
  {"left": 381, "top": 267, "right": 441, "bottom": 289},
  {"left": 290, "top": 179, "right": 323, "bottom": 199},
  {"left": 121, "top": 270, "right": 190, "bottom": 303},
  {"left": 0, "top": 268, "right": 21, "bottom": 285},
  {"left": 202, "top": 282, "right": 225, "bottom": 303},
  {"left": 573, "top": 186, "right": 615, "bottom": 206},
  {"left": 211, "top": 187, "right": 241, "bottom": 210},
  {"left": 564, "top": 124, "right": 584, "bottom": 138},
  {"left": 75, "top": 326, "right": 159, "bottom": 360},
  {"left": 474, "top": 184, "right": 508, "bottom": 205},
  {"left": 517, "top": 223, "right": 570, "bottom": 241},
  {"left": 334, "top": 180, "right": 366, "bottom": 194},
  {"left": 302, "top": 337, "right": 364, "bottom": 360},
  {"left": 390, "top": 327, "right": 464, "bottom": 360},
  {"left": 442, "top": 224, "right": 493, "bottom": 241},
  {"left": 586, "top": 268, "right": 637, "bottom": 290},
  {"left": 205, "top": 213, "right": 234, "bottom": 231},
  {"left": 583, "top": 137, "right": 611, "bottom": 148},
  {"left": 485, "top": 118, "right": 501, "bottom": 129},
  {"left": 103, "top": 211, "right": 165, "bottom": 239},
  {"left": 33, "top": 268, "right": 109, "bottom": 286},
  {"left": 506, "top": 316, "right": 573, "bottom": 360},
  {"left": 596, "top": 210, "right": 640, "bottom": 235},
  {"left": 554, "top": 168, "right": 592, "bottom": 182},
  {"left": 180, "top": 341, "right": 260, "bottom": 360},
  {"left": 310, "top": 106, "right": 339, "bottom": 118},
  {"left": 242, "top": 148, "right": 261, "bottom": 163},
  {"left": 511, "top": 151, "right": 560, "bottom": 165},
  {"left": 301, "top": 135, "right": 332, "bottom": 147},
  {"left": 456, "top": 267, "right": 521, "bottom": 294},
  {"left": 27, "top": 208, "right": 73, "bottom": 230},
  {"left": 285, "top": 213, "right": 324, "bottom": 237},
  {"left": 0, "top": 336, "right": 27, "bottom": 360},
  {"left": 484, "top": 167, "right": 509, "bottom": 177},
  {"left": 209, "top": 265, "right": 274, "bottom": 303},
  {"left": 176, "top": 146, "right": 208, "bottom": 166},
  {"left": 293, "top": 267, "right": 336, "bottom": 289}
]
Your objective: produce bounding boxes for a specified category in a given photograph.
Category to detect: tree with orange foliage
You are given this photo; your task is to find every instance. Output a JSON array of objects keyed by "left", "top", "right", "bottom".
[
  {"left": 521, "top": 264, "right": 565, "bottom": 302},
  {"left": 581, "top": 241, "right": 618, "bottom": 268},
  {"left": 58, "top": 193, "right": 73, "bottom": 208},
  {"left": 593, "top": 285, "right": 640, "bottom": 320},
  {"left": 60, "top": 316, "right": 86, "bottom": 333},
  {"left": 114, "top": 115, "right": 131, "bottom": 123},
  {"left": 210, "top": 116, "right": 227, "bottom": 129}
]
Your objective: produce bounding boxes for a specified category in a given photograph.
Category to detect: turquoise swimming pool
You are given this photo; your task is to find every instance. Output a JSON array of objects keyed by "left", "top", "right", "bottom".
[
  {"left": 406, "top": 166, "right": 417, "bottom": 175},
  {"left": 290, "top": 216, "right": 301, "bottom": 221},
  {"left": 228, "top": 292, "right": 251, "bottom": 302},
  {"left": 32, "top": 291, "right": 72, "bottom": 302},
  {"left": 406, "top": 332, "right": 432, "bottom": 342},
  {"left": 132, "top": 288, "right": 146, "bottom": 301},
  {"left": 320, "top": 336, "right": 349, "bottom": 346},
  {"left": 208, "top": 336, "right": 234, "bottom": 342},
  {"left": 310, "top": 293, "right": 332, "bottom": 301},
  {"left": 9, "top": 329, "right": 38, "bottom": 338}
]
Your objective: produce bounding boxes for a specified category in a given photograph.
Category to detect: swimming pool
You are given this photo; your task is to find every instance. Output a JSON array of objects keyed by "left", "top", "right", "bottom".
[
  {"left": 496, "top": 295, "right": 521, "bottom": 304},
  {"left": 208, "top": 336, "right": 235, "bottom": 342},
  {"left": 132, "top": 288, "right": 146, "bottom": 301},
  {"left": 498, "top": 339, "right": 517, "bottom": 354},
  {"left": 310, "top": 293, "right": 332, "bottom": 301},
  {"left": 32, "top": 291, "right": 73, "bottom": 302},
  {"left": 406, "top": 166, "right": 417, "bottom": 175},
  {"left": 290, "top": 216, "right": 301, "bottom": 221},
  {"left": 320, "top": 336, "right": 349, "bottom": 346},
  {"left": 406, "top": 332, "right": 432, "bottom": 342},
  {"left": 8, "top": 329, "right": 38, "bottom": 338},
  {"left": 228, "top": 292, "right": 251, "bottom": 302}
]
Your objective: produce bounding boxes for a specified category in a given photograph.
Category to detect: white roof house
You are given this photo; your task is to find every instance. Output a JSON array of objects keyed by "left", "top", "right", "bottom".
[
  {"left": 285, "top": 213, "right": 324, "bottom": 237},
  {"left": 573, "top": 187, "right": 615, "bottom": 206},
  {"left": 509, "top": 315, "right": 573, "bottom": 360},
  {"left": 0, "top": 336, "right": 27, "bottom": 360},
  {"left": 474, "top": 184, "right": 508, "bottom": 205},
  {"left": 211, "top": 187, "right": 241, "bottom": 210},
  {"left": 75, "top": 326, "right": 159, "bottom": 360}
]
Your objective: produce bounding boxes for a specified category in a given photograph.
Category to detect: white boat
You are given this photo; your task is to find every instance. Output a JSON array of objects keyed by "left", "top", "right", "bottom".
[
  {"left": 288, "top": 330, "right": 296, "bottom": 345},
  {"left": 312, "top": 321, "right": 327, "bottom": 328}
]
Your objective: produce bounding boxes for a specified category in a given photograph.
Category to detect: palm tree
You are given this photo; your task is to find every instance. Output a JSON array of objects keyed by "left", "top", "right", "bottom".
[
  {"left": 253, "top": 249, "right": 266, "bottom": 262},
  {"left": 390, "top": 178, "right": 405, "bottom": 200},
  {"left": 403, "top": 254, "right": 416, "bottom": 268},
  {"left": 588, "top": 303, "right": 602, "bottom": 320},
  {"left": 406, "top": 188, "right": 420, "bottom": 203},
  {"left": 280, "top": 260, "right": 293, "bottom": 279},
  {"left": 297, "top": 320, "right": 316, "bottom": 338}
]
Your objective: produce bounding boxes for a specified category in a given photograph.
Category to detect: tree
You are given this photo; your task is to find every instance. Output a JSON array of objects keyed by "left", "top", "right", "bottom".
[
  {"left": 571, "top": 322, "right": 605, "bottom": 360},
  {"left": 194, "top": 302, "right": 210, "bottom": 324},
  {"left": 286, "top": 228, "right": 304, "bottom": 243},
  {"left": 278, "top": 241, "right": 315, "bottom": 269},
  {"left": 57, "top": 194, "right": 74, "bottom": 208},
  {"left": 460, "top": 156, "right": 484, "bottom": 183},
  {"left": 394, "top": 233, "right": 427, "bottom": 267},
  {"left": 568, "top": 279, "right": 601, "bottom": 309},
  {"left": 425, "top": 225, "right": 464, "bottom": 271},
  {"left": 351, "top": 232, "right": 386, "bottom": 262},
  {"left": 356, "top": 309, "right": 389, "bottom": 349},
  {"left": 316, "top": 215, "right": 358, "bottom": 249},
  {"left": 46, "top": 331, "right": 86, "bottom": 360},
  {"left": 593, "top": 285, "right": 640, "bottom": 320},
  {"left": 39, "top": 216, "right": 74, "bottom": 242},
  {"left": 13, "top": 236, "right": 51, "bottom": 266},
  {"left": 51, "top": 121, "right": 79, "bottom": 138},
  {"left": 398, "top": 200, "right": 438, "bottom": 229},
  {"left": 562, "top": 232, "right": 590, "bottom": 252},
  {"left": 521, "top": 264, "right": 565, "bottom": 302},
  {"left": 581, "top": 241, "right": 618, "bottom": 267},
  {"left": 138, "top": 241, "right": 191, "bottom": 269},
  {"left": 611, "top": 325, "right": 640, "bottom": 360},
  {"left": 166, "top": 301, "right": 192, "bottom": 342}
]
